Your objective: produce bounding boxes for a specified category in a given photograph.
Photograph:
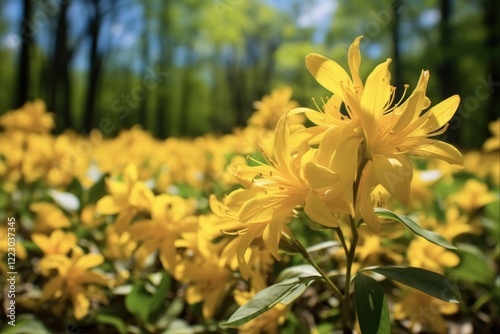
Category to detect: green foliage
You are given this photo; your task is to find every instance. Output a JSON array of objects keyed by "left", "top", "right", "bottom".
[
  {"left": 374, "top": 208, "right": 456, "bottom": 249},
  {"left": 125, "top": 273, "right": 172, "bottom": 324},
  {"left": 370, "top": 266, "right": 461, "bottom": 303},
  {"left": 220, "top": 276, "right": 319, "bottom": 327},
  {"left": 354, "top": 273, "right": 390, "bottom": 334}
]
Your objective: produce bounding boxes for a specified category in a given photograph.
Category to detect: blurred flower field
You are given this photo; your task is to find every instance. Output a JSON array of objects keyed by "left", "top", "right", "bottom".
[{"left": 1, "top": 40, "right": 499, "bottom": 334}]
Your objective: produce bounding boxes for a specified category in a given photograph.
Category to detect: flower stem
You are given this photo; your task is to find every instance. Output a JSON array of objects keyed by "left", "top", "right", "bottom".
[
  {"left": 341, "top": 157, "right": 368, "bottom": 333},
  {"left": 342, "top": 215, "right": 359, "bottom": 333},
  {"left": 292, "top": 237, "right": 344, "bottom": 301}
]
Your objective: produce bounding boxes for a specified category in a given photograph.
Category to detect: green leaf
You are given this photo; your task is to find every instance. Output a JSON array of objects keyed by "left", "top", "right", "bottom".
[
  {"left": 96, "top": 314, "right": 128, "bottom": 334},
  {"left": 371, "top": 266, "right": 461, "bottom": 303},
  {"left": 125, "top": 273, "right": 171, "bottom": 323},
  {"left": 276, "top": 265, "right": 321, "bottom": 282},
  {"left": 88, "top": 173, "right": 109, "bottom": 204},
  {"left": 125, "top": 281, "right": 152, "bottom": 323},
  {"left": 66, "top": 177, "right": 84, "bottom": 203},
  {"left": 149, "top": 273, "right": 171, "bottom": 316},
  {"left": 354, "top": 273, "right": 390, "bottom": 334},
  {"left": 375, "top": 208, "right": 456, "bottom": 249},
  {"left": 306, "top": 240, "right": 341, "bottom": 253},
  {"left": 220, "top": 277, "right": 318, "bottom": 327},
  {"left": 484, "top": 199, "right": 500, "bottom": 220},
  {"left": 0, "top": 314, "right": 51, "bottom": 334}
]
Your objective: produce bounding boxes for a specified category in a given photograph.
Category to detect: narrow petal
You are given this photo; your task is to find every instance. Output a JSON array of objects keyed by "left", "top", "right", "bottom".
[
  {"left": 304, "top": 162, "right": 339, "bottom": 188},
  {"left": 330, "top": 135, "right": 362, "bottom": 180},
  {"left": 236, "top": 228, "right": 262, "bottom": 279},
  {"left": 392, "top": 70, "right": 430, "bottom": 132},
  {"left": 273, "top": 115, "right": 291, "bottom": 171},
  {"left": 95, "top": 196, "right": 122, "bottom": 215},
  {"left": 32, "top": 233, "right": 50, "bottom": 253},
  {"left": 41, "top": 276, "right": 64, "bottom": 302},
  {"left": 77, "top": 271, "right": 108, "bottom": 286},
  {"left": 304, "top": 192, "right": 340, "bottom": 228},
  {"left": 129, "top": 182, "right": 154, "bottom": 211},
  {"left": 306, "top": 53, "right": 352, "bottom": 100},
  {"left": 348, "top": 36, "right": 364, "bottom": 97},
  {"left": 410, "top": 140, "right": 464, "bottom": 166},
  {"left": 360, "top": 59, "right": 392, "bottom": 141},
  {"left": 72, "top": 292, "right": 90, "bottom": 320},
  {"left": 74, "top": 254, "right": 104, "bottom": 271},
  {"left": 424, "top": 95, "right": 460, "bottom": 130},
  {"left": 263, "top": 212, "right": 287, "bottom": 260},
  {"left": 372, "top": 154, "right": 413, "bottom": 204},
  {"left": 239, "top": 195, "right": 275, "bottom": 223}
]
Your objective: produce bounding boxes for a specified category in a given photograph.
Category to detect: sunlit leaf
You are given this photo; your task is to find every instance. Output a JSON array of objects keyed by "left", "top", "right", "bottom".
[
  {"left": 371, "top": 266, "right": 461, "bottom": 303},
  {"left": 220, "top": 276, "right": 318, "bottom": 327},
  {"left": 375, "top": 208, "right": 456, "bottom": 249},
  {"left": 276, "top": 264, "right": 321, "bottom": 282}
]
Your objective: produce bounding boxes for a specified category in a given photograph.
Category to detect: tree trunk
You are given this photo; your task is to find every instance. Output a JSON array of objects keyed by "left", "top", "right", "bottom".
[
  {"left": 391, "top": 0, "right": 403, "bottom": 100},
  {"left": 17, "top": 0, "right": 32, "bottom": 107},
  {"left": 84, "top": 0, "right": 103, "bottom": 132},
  {"left": 50, "top": 0, "right": 72, "bottom": 131},
  {"left": 484, "top": 0, "right": 500, "bottom": 124},
  {"left": 437, "top": 0, "right": 459, "bottom": 144}
]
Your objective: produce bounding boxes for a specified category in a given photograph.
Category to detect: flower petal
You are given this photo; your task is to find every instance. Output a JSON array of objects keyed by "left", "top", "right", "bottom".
[
  {"left": 360, "top": 59, "right": 392, "bottom": 141},
  {"left": 410, "top": 140, "right": 464, "bottom": 166},
  {"left": 239, "top": 195, "right": 275, "bottom": 223},
  {"left": 95, "top": 195, "right": 122, "bottom": 215},
  {"left": 74, "top": 254, "right": 104, "bottom": 271},
  {"left": 372, "top": 154, "right": 413, "bottom": 204},
  {"left": 263, "top": 211, "right": 287, "bottom": 260},
  {"left": 425, "top": 95, "right": 460, "bottom": 130},
  {"left": 304, "top": 192, "right": 340, "bottom": 228},
  {"left": 306, "top": 53, "right": 352, "bottom": 100},
  {"left": 304, "top": 162, "right": 339, "bottom": 188},
  {"left": 348, "top": 36, "right": 364, "bottom": 97}
]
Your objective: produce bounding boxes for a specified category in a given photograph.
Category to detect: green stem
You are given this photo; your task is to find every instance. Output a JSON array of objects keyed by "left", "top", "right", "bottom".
[
  {"left": 342, "top": 215, "right": 359, "bottom": 334},
  {"left": 335, "top": 227, "right": 349, "bottom": 255},
  {"left": 292, "top": 237, "right": 344, "bottom": 302},
  {"left": 341, "top": 157, "right": 368, "bottom": 333}
]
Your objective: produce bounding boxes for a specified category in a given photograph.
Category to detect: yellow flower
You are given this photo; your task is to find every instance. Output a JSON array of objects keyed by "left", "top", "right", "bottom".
[
  {"left": 248, "top": 86, "right": 302, "bottom": 129},
  {"left": 483, "top": 119, "right": 500, "bottom": 152},
  {"left": 30, "top": 202, "right": 71, "bottom": 232},
  {"left": 303, "top": 36, "right": 463, "bottom": 230},
  {"left": 174, "top": 230, "right": 232, "bottom": 320},
  {"left": 393, "top": 287, "right": 459, "bottom": 333},
  {"left": 0, "top": 99, "right": 54, "bottom": 133},
  {"left": 95, "top": 164, "right": 154, "bottom": 232},
  {"left": 129, "top": 194, "right": 196, "bottom": 272},
  {"left": 232, "top": 116, "right": 345, "bottom": 260},
  {"left": 407, "top": 238, "right": 459, "bottom": 274},
  {"left": 38, "top": 247, "right": 108, "bottom": 319},
  {"left": 32, "top": 229, "right": 77, "bottom": 255},
  {"left": 419, "top": 207, "right": 477, "bottom": 241},
  {"left": 102, "top": 225, "right": 137, "bottom": 262},
  {"left": 80, "top": 204, "right": 105, "bottom": 228},
  {"left": 356, "top": 234, "right": 404, "bottom": 268},
  {"left": 449, "top": 179, "right": 497, "bottom": 213},
  {"left": 209, "top": 193, "right": 272, "bottom": 279}
]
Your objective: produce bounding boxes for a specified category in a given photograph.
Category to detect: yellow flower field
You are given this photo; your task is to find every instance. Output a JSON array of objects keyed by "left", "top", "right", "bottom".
[{"left": 0, "top": 37, "right": 499, "bottom": 334}]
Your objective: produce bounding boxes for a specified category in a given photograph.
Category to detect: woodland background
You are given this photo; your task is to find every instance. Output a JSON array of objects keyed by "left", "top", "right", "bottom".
[{"left": 0, "top": 0, "right": 498, "bottom": 146}]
